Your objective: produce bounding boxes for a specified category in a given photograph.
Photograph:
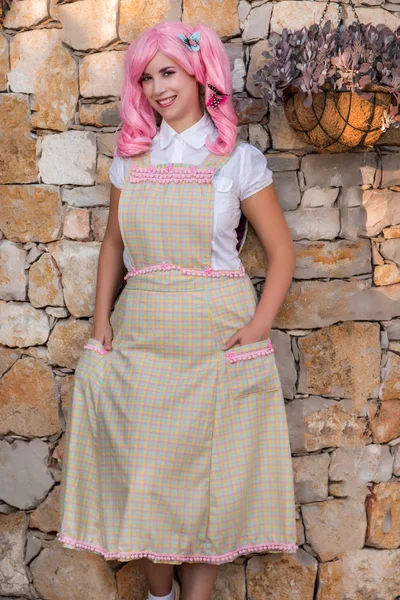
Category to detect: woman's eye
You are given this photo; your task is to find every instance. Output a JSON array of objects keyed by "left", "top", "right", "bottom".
[
  {"left": 164, "top": 71, "right": 175, "bottom": 77},
  {"left": 141, "top": 76, "right": 151, "bottom": 82}
]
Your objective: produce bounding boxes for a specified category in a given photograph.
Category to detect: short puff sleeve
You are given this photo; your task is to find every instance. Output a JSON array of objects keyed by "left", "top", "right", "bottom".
[
  {"left": 109, "top": 152, "right": 129, "bottom": 190},
  {"left": 238, "top": 144, "right": 273, "bottom": 201}
]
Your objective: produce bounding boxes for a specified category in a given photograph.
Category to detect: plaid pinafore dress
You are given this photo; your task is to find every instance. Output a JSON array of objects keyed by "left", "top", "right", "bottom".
[{"left": 57, "top": 145, "right": 298, "bottom": 564}]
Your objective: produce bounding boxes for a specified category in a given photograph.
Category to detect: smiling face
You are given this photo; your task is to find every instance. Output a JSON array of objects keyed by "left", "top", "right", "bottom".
[{"left": 141, "top": 51, "right": 203, "bottom": 133}]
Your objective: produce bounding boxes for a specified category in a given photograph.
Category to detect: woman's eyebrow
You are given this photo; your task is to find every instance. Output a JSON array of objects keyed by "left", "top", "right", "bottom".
[{"left": 142, "top": 66, "right": 176, "bottom": 76}]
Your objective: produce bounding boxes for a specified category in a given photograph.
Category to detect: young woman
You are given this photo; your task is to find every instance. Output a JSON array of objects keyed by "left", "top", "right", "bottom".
[{"left": 57, "top": 21, "right": 297, "bottom": 600}]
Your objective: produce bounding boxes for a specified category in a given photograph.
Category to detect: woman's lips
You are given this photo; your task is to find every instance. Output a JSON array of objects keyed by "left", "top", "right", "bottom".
[{"left": 157, "top": 95, "right": 177, "bottom": 108}]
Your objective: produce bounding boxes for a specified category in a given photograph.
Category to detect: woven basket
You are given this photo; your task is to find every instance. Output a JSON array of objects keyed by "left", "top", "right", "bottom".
[{"left": 283, "top": 86, "right": 392, "bottom": 153}]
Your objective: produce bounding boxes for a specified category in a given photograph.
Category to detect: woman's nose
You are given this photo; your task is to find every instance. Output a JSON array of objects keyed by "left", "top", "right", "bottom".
[{"left": 153, "top": 77, "right": 167, "bottom": 96}]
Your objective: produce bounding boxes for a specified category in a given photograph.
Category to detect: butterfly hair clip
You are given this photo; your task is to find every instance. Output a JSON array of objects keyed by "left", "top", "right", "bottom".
[
  {"left": 178, "top": 31, "right": 201, "bottom": 52},
  {"left": 206, "top": 84, "right": 229, "bottom": 110}
]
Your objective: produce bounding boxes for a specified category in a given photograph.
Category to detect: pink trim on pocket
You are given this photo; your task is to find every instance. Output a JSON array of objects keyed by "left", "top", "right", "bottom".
[
  {"left": 226, "top": 339, "right": 274, "bottom": 364},
  {"left": 83, "top": 344, "right": 109, "bottom": 355}
]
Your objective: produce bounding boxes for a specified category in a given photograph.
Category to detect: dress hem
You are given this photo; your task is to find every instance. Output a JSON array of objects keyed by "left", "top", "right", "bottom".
[{"left": 56, "top": 533, "right": 298, "bottom": 564}]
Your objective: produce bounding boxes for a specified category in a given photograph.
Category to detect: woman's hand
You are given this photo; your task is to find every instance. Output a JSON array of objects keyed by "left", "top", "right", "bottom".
[
  {"left": 91, "top": 318, "right": 114, "bottom": 352},
  {"left": 221, "top": 321, "right": 270, "bottom": 351}
]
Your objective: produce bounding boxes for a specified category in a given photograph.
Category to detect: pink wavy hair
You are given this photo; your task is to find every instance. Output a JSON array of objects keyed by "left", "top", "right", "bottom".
[{"left": 116, "top": 21, "right": 238, "bottom": 157}]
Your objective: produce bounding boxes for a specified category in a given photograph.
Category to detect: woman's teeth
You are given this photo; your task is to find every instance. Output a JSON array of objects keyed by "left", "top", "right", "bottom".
[{"left": 157, "top": 96, "right": 177, "bottom": 107}]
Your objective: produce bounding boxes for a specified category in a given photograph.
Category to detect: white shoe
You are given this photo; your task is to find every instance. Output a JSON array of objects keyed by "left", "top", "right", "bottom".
[{"left": 172, "top": 579, "right": 181, "bottom": 600}]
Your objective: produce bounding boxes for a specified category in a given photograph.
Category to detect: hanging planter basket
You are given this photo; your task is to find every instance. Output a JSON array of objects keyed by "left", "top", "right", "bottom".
[{"left": 283, "top": 85, "right": 392, "bottom": 153}]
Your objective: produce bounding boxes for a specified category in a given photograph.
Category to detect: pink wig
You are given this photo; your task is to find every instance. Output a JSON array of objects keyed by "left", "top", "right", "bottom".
[{"left": 116, "top": 21, "right": 238, "bottom": 157}]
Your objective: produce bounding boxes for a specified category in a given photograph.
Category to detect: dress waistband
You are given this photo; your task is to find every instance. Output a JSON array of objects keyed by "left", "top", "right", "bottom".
[{"left": 124, "top": 261, "right": 246, "bottom": 280}]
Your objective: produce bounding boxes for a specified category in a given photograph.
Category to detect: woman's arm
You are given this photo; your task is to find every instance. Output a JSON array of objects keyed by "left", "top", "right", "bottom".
[
  {"left": 222, "top": 183, "right": 295, "bottom": 349},
  {"left": 91, "top": 184, "right": 127, "bottom": 350}
]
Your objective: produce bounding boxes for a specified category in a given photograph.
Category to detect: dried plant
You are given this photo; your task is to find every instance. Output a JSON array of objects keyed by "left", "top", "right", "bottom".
[{"left": 253, "top": 21, "right": 400, "bottom": 130}]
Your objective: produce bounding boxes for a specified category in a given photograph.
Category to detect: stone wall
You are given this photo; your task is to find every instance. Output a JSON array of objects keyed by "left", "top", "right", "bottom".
[{"left": 0, "top": 0, "right": 400, "bottom": 598}]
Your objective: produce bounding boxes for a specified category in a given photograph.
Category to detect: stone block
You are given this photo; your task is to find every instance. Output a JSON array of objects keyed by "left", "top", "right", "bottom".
[
  {"left": 182, "top": 0, "right": 239, "bottom": 38},
  {"left": 80, "top": 101, "right": 121, "bottom": 128},
  {"left": 97, "top": 154, "right": 113, "bottom": 185},
  {"left": 247, "top": 549, "right": 317, "bottom": 600},
  {"left": 294, "top": 240, "right": 371, "bottom": 279},
  {"left": 362, "top": 189, "right": 400, "bottom": 236},
  {"left": 274, "top": 171, "right": 300, "bottom": 211},
  {"left": 271, "top": 1, "right": 339, "bottom": 34},
  {"left": 301, "top": 153, "right": 377, "bottom": 189},
  {"left": 30, "top": 544, "right": 117, "bottom": 600},
  {"left": 293, "top": 454, "right": 330, "bottom": 504},
  {"left": 366, "top": 482, "right": 400, "bottom": 548},
  {"left": 0, "top": 346, "right": 20, "bottom": 378},
  {"left": 379, "top": 239, "right": 400, "bottom": 266},
  {"left": 225, "top": 41, "right": 246, "bottom": 94},
  {"left": 0, "top": 95, "right": 37, "bottom": 184},
  {"left": 369, "top": 400, "right": 400, "bottom": 443},
  {"left": 286, "top": 397, "right": 368, "bottom": 453},
  {"left": 39, "top": 131, "right": 97, "bottom": 186},
  {"left": 381, "top": 352, "right": 400, "bottom": 400},
  {"left": 317, "top": 549, "right": 400, "bottom": 600},
  {"left": 242, "top": 3, "right": 272, "bottom": 43},
  {"left": 233, "top": 96, "right": 267, "bottom": 124},
  {"left": 0, "top": 301, "right": 49, "bottom": 347},
  {"left": 266, "top": 153, "right": 299, "bottom": 172},
  {"left": 48, "top": 241, "right": 101, "bottom": 318},
  {"left": 275, "top": 279, "right": 400, "bottom": 329},
  {"left": 284, "top": 208, "right": 340, "bottom": 240},
  {"left": 329, "top": 446, "right": 393, "bottom": 488},
  {"left": 301, "top": 187, "right": 339, "bottom": 208},
  {"left": 0, "top": 511, "right": 31, "bottom": 596},
  {"left": 120, "top": 0, "right": 181, "bottom": 43},
  {"left": 63, "top": 208, "right": 91, "bottom": 241},
  {"left": 374, "top": 263, "right": 400, "bottom": 286},
  {"left": 116, "top": 559, "right": 148, "bottom": 600},
  {"left": 30, "top": 485, "right": 61, "bottom": 534},
  {"left": 28, "top": 252, "right": 64, "bottom": 308},
  {"left": 9, "top": 29, "right": 78, "bottom": 131},
  {"left": 48, "top": 318, "right": 92, "bottom": 369},
  {"left": 298, "top": 322, "right": 381, "bottom": 410},
  {"left": 91, "top": 207, "right": 109, "bottom": 241},
  {"left": 0, "top": 357, "right": 58, "bottom": 437},
  {"left": 80, "top": 50, "right": 125, "bottom": 98},
  {"left": 269, "top": 105, "right": 313, "bottom": 151},
  {"left": 248, "top": 124, "right": 270, "bottom": 152},
  {"left": 302, "top": 498, "right": 367, "bottom": 561},
  {"left": 0, "top": 185, "right": 62, "bottom": 243},
  {"left": 0, "top": 241, "right": 27, "bottom": 301},
  {"left": 4, "top": 0, "right": 49, "bottom": 28},
  {"left": 0, "top": 438, "right": 54, "bottom": 510},
  {"left": 62, "top": 185, "right": 110, "bottom": 208},
  {"left": 0, "top": 33, "right": 9, "bottom": 91},
  {"left": 270, "top": 330, "right": 296, "bottom": 400},
  {"left": 58, "top": 0, "right": 119, "bottom": 51}
]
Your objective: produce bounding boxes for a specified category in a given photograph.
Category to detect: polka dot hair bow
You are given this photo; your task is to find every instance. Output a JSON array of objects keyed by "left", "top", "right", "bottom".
[
  {"left": 206, "top": 84, "right": 229, "bottom": 110},
  {"left": 178, "top": 31, "right": 201, "bottom": 52}
]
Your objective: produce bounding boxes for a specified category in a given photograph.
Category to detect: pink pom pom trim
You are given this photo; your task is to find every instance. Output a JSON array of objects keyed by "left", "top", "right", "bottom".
[
  {"left": 226, "top": 339, "right": 274, "bottom": 363},
  {"left": 56, "top": 533, "right": 298, "bottom": 563},
  {"left": 129, "top": 164, "right": 216, "bottom": 184},
  {"left": 84, "top": 344, "right": 109, "bottom": 355},
  {"left": 124, "top": 261, "right": 246, "bottom": 280}
]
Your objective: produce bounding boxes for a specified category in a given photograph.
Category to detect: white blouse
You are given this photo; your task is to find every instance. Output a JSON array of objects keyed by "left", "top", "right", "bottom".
[{"left": 109, "top": 113, "right": 273, "bottom": 271}]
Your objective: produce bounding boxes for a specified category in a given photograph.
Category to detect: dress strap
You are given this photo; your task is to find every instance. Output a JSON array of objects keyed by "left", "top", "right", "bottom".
[{"left": 199, "top": 139, "right": 243, "bottom": 171}]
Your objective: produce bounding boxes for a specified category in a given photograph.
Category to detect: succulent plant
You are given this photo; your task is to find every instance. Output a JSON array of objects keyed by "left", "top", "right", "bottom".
[{"left": 253, "top": 20, "right": 400, "bottom": 130}]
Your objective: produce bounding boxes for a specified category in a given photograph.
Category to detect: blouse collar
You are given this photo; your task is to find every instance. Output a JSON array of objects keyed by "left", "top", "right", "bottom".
[{"left": 159, "top": 113, "right": 216, "bottom": 150}]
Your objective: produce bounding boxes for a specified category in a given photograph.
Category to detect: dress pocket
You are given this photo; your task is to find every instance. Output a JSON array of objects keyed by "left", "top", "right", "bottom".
[
  {"left": 224, "top": 338, "right": 281, "bottom": 400},
  {"left": 83, "top": 337, "right": 110, "bottom": 355}
]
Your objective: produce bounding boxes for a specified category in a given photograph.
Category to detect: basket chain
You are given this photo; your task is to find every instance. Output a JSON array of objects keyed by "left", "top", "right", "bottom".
[{"left": 318, "top": 0, "right": 363, "bottom": 48}]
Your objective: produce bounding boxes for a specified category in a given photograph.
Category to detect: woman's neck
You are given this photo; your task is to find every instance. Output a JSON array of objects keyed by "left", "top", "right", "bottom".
[{"left": 164, "top": 108, "right": 204, "bottom": 134}]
